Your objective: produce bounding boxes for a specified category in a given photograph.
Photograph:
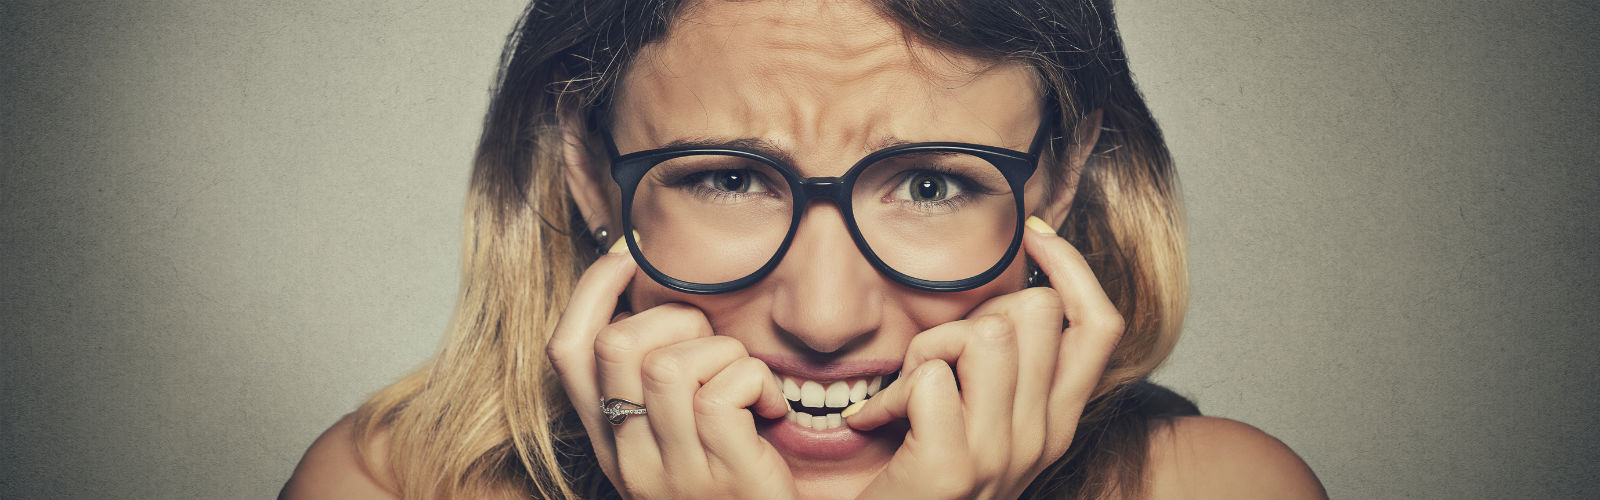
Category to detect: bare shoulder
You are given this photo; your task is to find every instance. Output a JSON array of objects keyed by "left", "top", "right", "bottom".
[
  {"left": 278, "top": 412, "right": 400, "bottom": 500},
  {"left": 1144, "top": 416, "right": 1328, "bottom": 500}
]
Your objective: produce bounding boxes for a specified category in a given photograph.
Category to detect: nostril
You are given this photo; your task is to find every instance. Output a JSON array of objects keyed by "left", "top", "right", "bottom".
[{"left": 772, "top": 320, "right": 879, "bottom": 355}]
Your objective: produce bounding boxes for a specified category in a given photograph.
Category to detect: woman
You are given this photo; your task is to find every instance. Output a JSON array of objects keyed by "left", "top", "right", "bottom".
[{"left": 283, "top": 0, "right": 1326, "bottom": 498}]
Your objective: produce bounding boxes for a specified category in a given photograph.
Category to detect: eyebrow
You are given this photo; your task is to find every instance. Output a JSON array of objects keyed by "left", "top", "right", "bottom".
[{"left": 657, "top": 135, "right": 919, "bottom": 168}]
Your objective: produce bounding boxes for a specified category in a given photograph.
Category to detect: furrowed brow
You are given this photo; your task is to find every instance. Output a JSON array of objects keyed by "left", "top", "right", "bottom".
[
  {"left": 659, "top": 137, "right": 799, "bottom": 167},
  {"left": 868, "top": 136, "right": 912, "bottom": 152}
]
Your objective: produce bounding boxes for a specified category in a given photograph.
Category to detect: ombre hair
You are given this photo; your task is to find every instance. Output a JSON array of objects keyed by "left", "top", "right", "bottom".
[{"left": 352, "top": 0, "right": 1189, "bottom": 498}]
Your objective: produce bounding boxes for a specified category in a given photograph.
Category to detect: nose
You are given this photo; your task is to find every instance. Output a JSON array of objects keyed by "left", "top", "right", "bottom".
[{"left": 765, "top": 201, "right": 882, "bottom": 353}]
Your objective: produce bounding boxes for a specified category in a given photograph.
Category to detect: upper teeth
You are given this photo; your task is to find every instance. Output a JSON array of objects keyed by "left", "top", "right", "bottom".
[
  {"left": 783, "top": 376, "right": 882, "bottom": 408},
  {"left": 776, "top": 374, "right": 887, "bottom": 430}
]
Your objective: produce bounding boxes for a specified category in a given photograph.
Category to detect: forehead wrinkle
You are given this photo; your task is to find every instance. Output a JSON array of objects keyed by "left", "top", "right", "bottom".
[{"left": 616, "top": 1, "right": 1044, "bottom": 166}]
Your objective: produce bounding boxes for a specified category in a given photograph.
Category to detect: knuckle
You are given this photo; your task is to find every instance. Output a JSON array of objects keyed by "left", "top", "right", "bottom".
[
  {"left": 972, "top": 314, "right": 1016, "bottom": 344},
  {"left": 730, "top": 355, "right": 767, "bottom": 375},
  {"left": 691, "top": 387, "right": 727, "bottom": 417},
  {"left": 905, "top": 329, "right": 936, "bottom": 357},
  {"left": 1017, "top": 286, "right": 1064, "bottom": 315},
  {"left": 657, "top": 303, "right": 713, "bottom": 336},
  {"left": 1094, "top": 312, "right": 1127, "bottom": 345},
  {"left": 706, "top": 334, "right": 748, "bottom": 356},
  {"left": 693, "top": 357, "right": 763, "bottom": 415},
  {"left": 544, "top": 338, "right": 572, "bottom": 370},
  {"left": 914, "top": 359, "right": 955, "bottom": 386},
  {"left": 592, "top": 323, "right": 645, "bottom": 365},
  {"left": 1102, "top": 310, "right": 1127, "bottom": 334},
  {"left": 640, "top": 349, "right": 687, "bottom": 386},
  {"left": 1073, "top": 308, "right": 1125, "bottom": 342}
]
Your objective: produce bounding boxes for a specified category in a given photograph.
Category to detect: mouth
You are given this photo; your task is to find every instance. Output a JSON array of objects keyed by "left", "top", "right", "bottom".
[{"left": 777, "top": 371, "right": 901, "bottom": 430}]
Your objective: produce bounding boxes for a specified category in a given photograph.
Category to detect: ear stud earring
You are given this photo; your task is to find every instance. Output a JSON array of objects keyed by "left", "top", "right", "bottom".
[
  {"left": 591, "top": 226, "right": 610, "bottom": 252},
  {"left": 1026, "top": 263, "right": 1048, "bottom": 288}
]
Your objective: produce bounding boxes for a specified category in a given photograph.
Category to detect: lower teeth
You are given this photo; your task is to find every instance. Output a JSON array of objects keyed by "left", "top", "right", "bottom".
[{"left": 787, "top": 409, "right": 845, "bottom": 430}]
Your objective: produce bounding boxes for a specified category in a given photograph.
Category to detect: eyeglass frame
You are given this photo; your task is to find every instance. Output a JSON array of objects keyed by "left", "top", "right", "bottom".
[{"left": 601, "top": 116, "right": 1054, "bottom": 295}]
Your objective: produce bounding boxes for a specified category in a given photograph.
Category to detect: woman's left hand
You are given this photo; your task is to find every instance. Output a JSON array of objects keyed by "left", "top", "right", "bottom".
[{"left": 844, "top": 219, "right": 1126, "bottom": 499}]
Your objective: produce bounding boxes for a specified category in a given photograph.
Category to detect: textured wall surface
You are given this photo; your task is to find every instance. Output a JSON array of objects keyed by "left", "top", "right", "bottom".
[{"left": 3, "top": 1, "right": 1596, "bottom": 498}]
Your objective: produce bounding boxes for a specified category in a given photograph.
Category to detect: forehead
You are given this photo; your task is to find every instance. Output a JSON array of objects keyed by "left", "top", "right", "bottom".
[{"left": 611, "top": 0, "right": 1044, "bottom": 169}]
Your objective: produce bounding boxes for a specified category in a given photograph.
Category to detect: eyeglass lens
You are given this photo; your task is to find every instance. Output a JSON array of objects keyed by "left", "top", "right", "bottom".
[{"left": 629, "top": 151, "right": 1019, "bottom": 286}]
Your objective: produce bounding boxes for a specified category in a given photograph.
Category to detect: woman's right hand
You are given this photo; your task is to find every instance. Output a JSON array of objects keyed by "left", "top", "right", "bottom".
[{"left": 545, "top": 245, "right": 797, "bottom": 499}]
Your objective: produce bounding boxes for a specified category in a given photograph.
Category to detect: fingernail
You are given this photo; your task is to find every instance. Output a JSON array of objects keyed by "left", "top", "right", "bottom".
[
  {"left": 841, "top": 400, "right": 865, "bottom": 419},
  {"left": 1025, "top": 216, "right": 1056, "bottom": 234},
  {"left": 607, "top": 234, "right": 628, "bottom": 254}
]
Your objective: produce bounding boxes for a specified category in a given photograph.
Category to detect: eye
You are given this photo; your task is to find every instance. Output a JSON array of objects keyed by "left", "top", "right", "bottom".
[
  {"left": 700, "top": 169, "right": 768, "bottom": 194},
  {"left": 894, "top": 171, "right": 965, "bottom": 203}
]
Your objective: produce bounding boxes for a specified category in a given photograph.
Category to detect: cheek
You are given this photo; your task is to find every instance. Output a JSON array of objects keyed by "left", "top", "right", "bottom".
[
  {"left": 885, "top": 254, "right": 1031, "bottom": 329},
  {"left": 625, "top": 274, "right": 770, "bottom": 334},
  {"left": 625, "top": 273, "right": 691, "bottom": 314},
  {"left": 625, "top": 247, "right": 1030, "bottom": 334}
]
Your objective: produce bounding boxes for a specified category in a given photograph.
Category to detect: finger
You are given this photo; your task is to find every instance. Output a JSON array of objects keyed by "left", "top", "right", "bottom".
[
  {"left": 696, "top": 357, "right": 790, "bottom": 484},
  {"left": 594, "top": 303, "right": 714, "bottom": 471},
  {"left": 964, "top": 286, "right": 1064, "bottom": 465},
  {"left": 1021, "top": 223, "right": 1125, "bottom": 448},
  {"left": 845, "top": 360, "right": 965, "bottom": 441},
  {"left": 639, "top": 335, "right": 749, "bottom": 475},
  {"left": 850, "top": 360, "right": 972, "bottom": 500},
  {"left": 544, "top": 251, "right": 637, "bottom": 470},
  {"left": 898, "top": 315, "right": 1017, "bottom": 458},
  {"left": 1021, "top": 219, "right": 1121, "bottom": 334},
  {"left": 547, "top": 251, "right": 637, "bottom": 402}
]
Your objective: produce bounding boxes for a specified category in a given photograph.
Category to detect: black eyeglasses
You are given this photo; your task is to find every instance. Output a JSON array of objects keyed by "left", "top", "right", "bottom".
[{"left": 604, "top": 119, "right": 1050, "bottom": 294}]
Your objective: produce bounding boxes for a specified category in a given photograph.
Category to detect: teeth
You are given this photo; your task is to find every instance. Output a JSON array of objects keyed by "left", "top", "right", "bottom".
[
  {"left": 824, "top": 381, "right": 851, "bottom": 408},
  {"left": 776, "top": 372, "right": 895, "bottom": 430},
  {"left": 782, "top": 406, "right": 851, "bottom": 431},
  {"left": 800, "top": 380, "right": 825, "bottom": 407}
]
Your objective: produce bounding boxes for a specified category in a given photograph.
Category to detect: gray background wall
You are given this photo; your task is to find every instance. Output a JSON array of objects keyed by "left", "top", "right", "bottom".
[{"left": 2, "top": 1, "right": 1595, "bottom": 498}]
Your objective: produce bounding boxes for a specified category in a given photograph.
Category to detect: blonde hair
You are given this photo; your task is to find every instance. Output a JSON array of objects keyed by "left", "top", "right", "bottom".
[{"left": 353, "top": 0, "right": 1187, "bottom": 498}]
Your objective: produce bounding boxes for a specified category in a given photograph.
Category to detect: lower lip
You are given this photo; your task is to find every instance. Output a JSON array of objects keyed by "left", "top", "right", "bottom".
[{"left": 759, "top": 414, "right": 876, "bottom": 460}]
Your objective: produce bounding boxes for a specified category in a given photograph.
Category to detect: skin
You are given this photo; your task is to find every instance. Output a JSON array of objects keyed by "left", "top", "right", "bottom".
[
  {"left": 555, "top": 2, "right": 1091, "bottom": 498},
  {"left": 280, "top": 1, "right": 1328, "bottom": 499}
]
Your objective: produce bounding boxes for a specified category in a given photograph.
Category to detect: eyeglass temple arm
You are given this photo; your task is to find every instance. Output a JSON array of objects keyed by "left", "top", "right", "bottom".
[{"left": 1028, "top": 104, "right": 1061, "bottom": 156}]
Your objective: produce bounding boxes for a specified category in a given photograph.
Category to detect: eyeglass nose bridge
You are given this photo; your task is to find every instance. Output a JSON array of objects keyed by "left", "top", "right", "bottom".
[{"left": 795, "top": 176, "right": 850, "bottom": 205}]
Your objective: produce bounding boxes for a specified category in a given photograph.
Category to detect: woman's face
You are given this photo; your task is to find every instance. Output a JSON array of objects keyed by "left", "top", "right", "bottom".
[{"left": 596, "top": 1, "right": 1058, "bottom": 497}]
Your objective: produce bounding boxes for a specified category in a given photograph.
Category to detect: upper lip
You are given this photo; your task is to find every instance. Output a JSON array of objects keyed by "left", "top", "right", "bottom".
[{"left": 752, "top": 354, "right": 901, "bottom": 381}]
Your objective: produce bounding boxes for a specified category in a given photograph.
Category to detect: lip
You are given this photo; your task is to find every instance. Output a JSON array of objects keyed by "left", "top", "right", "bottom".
[
  {"left": 758, "top": 412, "right": 870, "bottom": 460},
  {"left": 751, "top": 354, "right": 905, "bottom": 462},
  {"left": 753, "top": 354, "right": 902, "bottom": 381}
]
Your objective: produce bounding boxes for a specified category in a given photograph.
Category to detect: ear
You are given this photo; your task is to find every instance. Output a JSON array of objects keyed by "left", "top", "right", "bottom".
[
  {"left": 1034, "top": 109, "right": 1104, "bottom": 228},
  {"left": 560, "top": 105, "right": 617, "bottom": 245}
]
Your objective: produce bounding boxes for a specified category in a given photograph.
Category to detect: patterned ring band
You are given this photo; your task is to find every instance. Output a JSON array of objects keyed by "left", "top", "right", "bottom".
[{"left": 601, "top": 397, "right": 647, "bottom": 425}]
